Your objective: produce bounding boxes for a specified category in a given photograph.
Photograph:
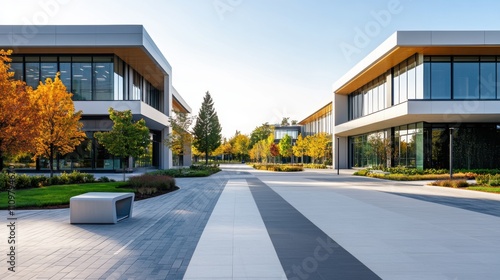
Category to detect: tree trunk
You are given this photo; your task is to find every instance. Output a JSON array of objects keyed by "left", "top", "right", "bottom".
[
  {"left": 0, "top": 151, "right": 4, "bottom": 171},
  {"left": 49, "top": 144, "right": 54, "bottom": 178},
  {"left": 122, "top": 157, "right": 126, "bottom": 182}
]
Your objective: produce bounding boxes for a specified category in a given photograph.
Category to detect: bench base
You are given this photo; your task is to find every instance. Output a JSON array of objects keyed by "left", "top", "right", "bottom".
[{"left": 70, "top": 192, "right": 134, "bottom": 224}]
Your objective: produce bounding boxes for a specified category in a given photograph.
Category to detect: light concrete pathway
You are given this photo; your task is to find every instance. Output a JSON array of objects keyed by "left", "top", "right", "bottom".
[{"left": 183, "top": 179, "right": 285, "bottom": 280}]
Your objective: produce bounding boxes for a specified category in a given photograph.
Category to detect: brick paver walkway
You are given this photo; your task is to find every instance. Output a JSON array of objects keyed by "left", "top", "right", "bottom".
[{"left": 2, "top": 165, "right": 500, "bottom": 279}]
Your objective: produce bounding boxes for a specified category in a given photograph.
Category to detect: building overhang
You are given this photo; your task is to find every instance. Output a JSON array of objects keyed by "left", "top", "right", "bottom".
[
  {"left": 335, "top": 100, "right": 500, "bottom": 136},
  {"left": 299, "top": 102, "right": 332, "bottom": 125},
  {"left": 172, "top": 87, "right": 192, "bottom": 113},
  {"left": 333, "top": 31, "right": 500, "bottom": 95},
  {"left": 0, "top": 25, "right": 171, "bottom": 90},
  {"left": 75, "top": 101, "right": 169, "bottom": 131}
]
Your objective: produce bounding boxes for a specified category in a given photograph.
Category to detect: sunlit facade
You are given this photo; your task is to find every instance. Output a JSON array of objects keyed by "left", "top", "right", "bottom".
[
  {"left": 299, "top": 102, "right": 332, "bottom": 136},
  {"left": 333, "top": 31, "right": 500, "bottom": 169},
  {"left": 0, "top": 25, "right": 191, "bottom": 170}
]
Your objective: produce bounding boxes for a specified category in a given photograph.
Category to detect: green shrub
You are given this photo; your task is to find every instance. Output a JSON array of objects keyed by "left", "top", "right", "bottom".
[
  {"left": 304, "top": 164, "right": 327, "bottom": 169},
  {"left": 98, "top": 176, "right": 114, "bottom": 182},
  {"left": 476, "top": 174, "right": 491, "bottom": 185},
  {"left": 16, "top": 174, "right": 32, "bottom": 189},
  {"left": 30, "top": 175, "right": 48, "bottom": 188},
  {"left": 488, "top": 179, "right": 500, "bottom": 186},
  {"left": 353, "top": 169, "right": 369, "bottom": 176},
  {"left": 252, "top": 164, "right": 303, "bottom": 172},
  {"left": 149, "top": 166, "right": 220, "bottom": 178},
  {"left": 430, "top": 179, "right": 469, "bottom": 188},
  {"left": 128, "top": 174, "right": 175, "bottom": 191}
]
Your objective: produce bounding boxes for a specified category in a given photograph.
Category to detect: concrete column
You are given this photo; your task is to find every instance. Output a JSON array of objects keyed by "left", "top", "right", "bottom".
[
  {"left": 332, "top": 92, "right": 349, "bottom": 169},
  {"left": 160, "top": 74, "right": 173, "bottom": 169},
  {"left": 333, "top": 136, "right": 349, "bottom": 169}
]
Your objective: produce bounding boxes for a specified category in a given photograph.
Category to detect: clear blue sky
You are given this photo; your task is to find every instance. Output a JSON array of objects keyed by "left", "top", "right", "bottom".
[{"left": 2, "top": 0, "right": 499, "bottom": 137}]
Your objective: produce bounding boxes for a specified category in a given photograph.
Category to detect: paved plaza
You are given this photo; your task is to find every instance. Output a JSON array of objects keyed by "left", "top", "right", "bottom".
[{"left": 2, "top": 164, "right": 500, "bottom": 279}]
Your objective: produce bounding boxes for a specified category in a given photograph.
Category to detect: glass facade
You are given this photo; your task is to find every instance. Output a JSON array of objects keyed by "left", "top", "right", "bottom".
[
  {"left": 350, "top": 130, "right": 390, "bottom": 168},
  {"left": 350, "top": 123, "right": 500, "bottom": 170},
  {"left": 348, "top": 74, "right": 387, "bottom": 120},
  {"left": 302, "top": 109, "right": 332, "bottom": 136},
  {"left": 10, "top": 55, "right": 163, "bottom": 111},
  {"left": 8, "top": 54, "right": 166, "bottom": 170},
  {"left": 36, "top": 129, "right": 160, "bottom": 170},
  {"left": 424, "top": 124, "right": 500, "bottom": 170},
  {"left": 275, "top": 128, "right": 299, "bottom": 140},
  {"left": 424, "top": 56, "right": 500, "bottom": 100},
  {"left": 345, "top": 54, "right": 500, "bottom": 170},
  {"left": 393, "top": 123, "right": 424, "bottom": 169}
]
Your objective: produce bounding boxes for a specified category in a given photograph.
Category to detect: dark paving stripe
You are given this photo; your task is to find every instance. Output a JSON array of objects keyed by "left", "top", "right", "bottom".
[
  {"left": 100, "top": 173, "right": 229, "bottom": 280},
  {"left": 247, "top": 178, "right": 381, "bottom": 280},
  {"left": 386, "top": 192, "right": 500, "bottom": 218}
]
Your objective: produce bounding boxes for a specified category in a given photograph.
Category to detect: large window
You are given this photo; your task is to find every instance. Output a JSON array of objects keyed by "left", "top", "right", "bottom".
[
  {"left": 392, "top": 54, "right": 421, "bottom": 105},
  {"left": 424, "top": 56, "right": 500, "bottom": 100},
  {"left": 72, "top": 57, "right": 92, "bottom": 101},
  {"left": 9, "top": 56, "right": 23, "bottom": 81},
  {"left": 93, "top": 57, "right": 113, "bottom": 100},
  {"left": 453, "top": 57, "right": 479, "bottom": 99},
  {"left": 25, "top": 56, "right": 40, "bottom": 88},
  {"left": 348, "top": 74, "right": 386, "bottom": 120},
  {"left": 9, "top": 55, "right": 164, "bottom": 111}
]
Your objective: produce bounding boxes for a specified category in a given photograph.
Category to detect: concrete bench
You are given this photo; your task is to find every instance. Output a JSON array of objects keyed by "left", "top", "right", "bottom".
[{"left": 70, "top": 192, "right": 135, "bottom": 224}]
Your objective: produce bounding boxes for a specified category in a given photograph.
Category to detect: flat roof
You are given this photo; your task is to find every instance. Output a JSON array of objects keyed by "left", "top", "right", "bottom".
[
  {"left": 172, "top": 87, "right": 192, "bottom": 113},
  {"left": 333, "top": 31, "right": 500, "bottom": 95},
  {"left": 299, "top": 102, "right": 332, "bottom": 125},
  {"left": 0, "top": 25, "right": 172, "bottom": 90}
]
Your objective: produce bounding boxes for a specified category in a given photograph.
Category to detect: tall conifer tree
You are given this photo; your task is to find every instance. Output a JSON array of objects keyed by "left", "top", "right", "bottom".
[{"left": 192, "top": 91, "right": 222, "bottom": 164}]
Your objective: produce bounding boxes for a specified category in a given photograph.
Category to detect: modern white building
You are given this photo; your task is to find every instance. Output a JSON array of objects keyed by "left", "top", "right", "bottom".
[
  {"left": 0, "top": 25, "right": 191, "bottom": 170},
  {"left": 333, "top": 31, "right": 500, "bottom": 170}
]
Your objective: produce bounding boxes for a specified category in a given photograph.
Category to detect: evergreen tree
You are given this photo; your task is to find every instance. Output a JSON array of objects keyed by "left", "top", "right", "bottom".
[{"left": 192, "top": 91, "right": 222, "bottom": 164}]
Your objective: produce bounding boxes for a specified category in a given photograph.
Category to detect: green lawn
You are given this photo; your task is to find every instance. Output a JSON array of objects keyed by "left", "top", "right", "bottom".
[
  {"left": 466, "top": 186, "right": 500, "bottom": 194},
  {"left": 0, "top": 182, "right": 132, "bottom": 209}
]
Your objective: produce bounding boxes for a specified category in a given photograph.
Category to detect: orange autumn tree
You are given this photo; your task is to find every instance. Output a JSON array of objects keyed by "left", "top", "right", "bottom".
[
  {"left": 32, "top": 73, "right": 86, "bottom": 177},
  {"left": 0, "top": 49, "right": 38, "bottom": 169}
]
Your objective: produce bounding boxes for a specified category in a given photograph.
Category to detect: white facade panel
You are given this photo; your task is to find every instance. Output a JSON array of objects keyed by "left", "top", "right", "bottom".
[{"left": 430, "top": 31, "right": 485, "bottom": 45}]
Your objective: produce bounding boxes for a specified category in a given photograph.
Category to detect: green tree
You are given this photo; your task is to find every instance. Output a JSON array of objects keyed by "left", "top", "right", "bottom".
[
  {"left": 278, "top": 134, "right": 293, "bottom": 162},
  {"left": 95, "top": 108, "right": 151, "bottom": 181},
  {"left": 281, "top": 117, "right": 290, "bottom": 126},
  {"left": 164, "top": 110, "right": 193, "bottom": 165},
  {"left": 249, "top": 123, "right": 273, "bottom": 148},
  {"left": 192, "top": 91, "right": 222, "bottom": 164}
]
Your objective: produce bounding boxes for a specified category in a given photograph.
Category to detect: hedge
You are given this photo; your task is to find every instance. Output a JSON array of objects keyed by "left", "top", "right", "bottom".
[{"left": 252, "top": 164, "right": 304, "bottom": 172}]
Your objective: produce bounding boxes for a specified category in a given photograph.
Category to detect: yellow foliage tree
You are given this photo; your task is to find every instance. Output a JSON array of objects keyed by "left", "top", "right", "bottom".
[
  {"left": 0, "top": 49, "right": 38, "bottom": 169},
  {"left": 293, "top": 133, "right": 309, "bottom": 163},
  {"left": 32, "top": 73, "right": 86, "bottom": 177},
  {"left": 306, "top": 133, "right": 331, "bottom": 163}
]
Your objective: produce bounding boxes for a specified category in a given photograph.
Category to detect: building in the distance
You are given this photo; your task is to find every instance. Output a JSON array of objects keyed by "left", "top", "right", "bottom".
[
  {"left": 0, "top": 25, "right": 191, "bottom": 170},
  {"left": 299, "top": 102, "right": 332, "bottom": 136},
  {"left": 332, "top": 31, "right": 500, "bottom": 170}
]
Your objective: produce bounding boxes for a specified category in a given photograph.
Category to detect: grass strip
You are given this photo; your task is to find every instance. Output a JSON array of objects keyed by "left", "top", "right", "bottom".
[{"left": 0, "top": 182, "right": 131, "bottom": 209}]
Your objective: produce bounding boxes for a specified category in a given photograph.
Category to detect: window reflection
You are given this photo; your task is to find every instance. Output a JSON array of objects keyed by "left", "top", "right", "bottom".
[
  {"left": 93, "top": 57, "right": 113, "bottom": 100},
  {"left": 72, "top": 57, "right": 92, "bottom": 101},
  {"left": 9, "top": 55, "right": 163, "bottom": 110}
]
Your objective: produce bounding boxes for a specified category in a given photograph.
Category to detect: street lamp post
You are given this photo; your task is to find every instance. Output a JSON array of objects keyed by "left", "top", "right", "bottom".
[
  {"left": 337, "top": 137, "right": 340, "bottom": 175},
  {"left": 449, "top": 127, "right": 454, "bottom": 179}
]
